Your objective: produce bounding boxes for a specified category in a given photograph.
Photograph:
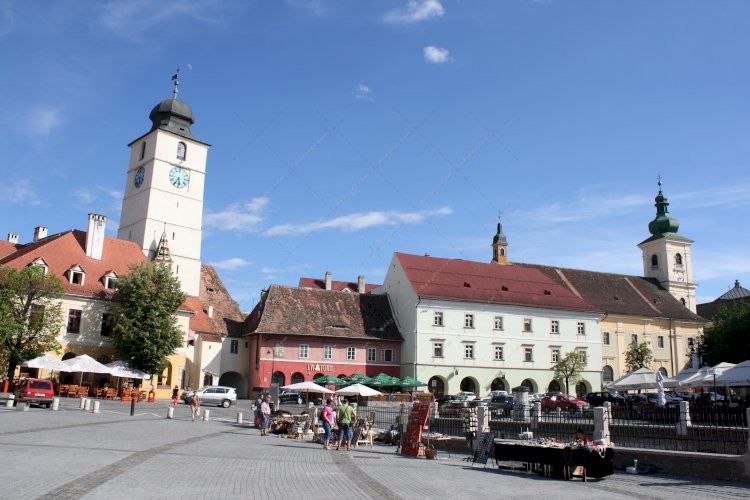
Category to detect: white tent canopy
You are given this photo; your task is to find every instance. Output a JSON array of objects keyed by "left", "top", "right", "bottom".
[
  {"left": 21, "top": 354, "right": 71, "bottom": 372},
  {"left": 335, "top": 383, "right": 383, "bottom": 397},
  {"left": 682, "top": 362, "right": 735, "bottom": 388},
  {"left": 673, "top": 366, "right": 700, "bottom": 385},
  {"left": 715, "top": 360, "right": 750, "bottom": 387},
  {"left": 62, "top": 354, "right": 112, "bottom": 385},
  {"left": 606, "top": 367, "right": 679, "bottom": 391},
  {"left": 280, "top": 381, "right": 334, "bottom": 394},
  {"left": 106, "top": 360, "right": 150, "bottom": 380}
]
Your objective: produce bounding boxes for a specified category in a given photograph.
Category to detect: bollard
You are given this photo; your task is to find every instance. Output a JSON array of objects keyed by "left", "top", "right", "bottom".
[
  {"left": 236, "top": 411, "right": 243, "bottom": 424},
  {"left": 203, "top": 409, "right": 210, "bottom": 421},
  {"left": 92, "top": 400, "right": 100, "bottom": 413},
  {"left": 51, "top": 397, "right": 59, "bottom": 411},
  {"left": 79, "top": 397, "right": 87, "bottom": 410},
  {"left": 5, "top": 395, "right": 14, "bottom": 408},
  {"left": 167, "top": 406, "right": 174, "bottom": 419},
  {"left": 84, "top": 399, "right": 91, "bottom": 411},
  {"left": 21, "top": 402, "right": 30, "bottom": 411}
]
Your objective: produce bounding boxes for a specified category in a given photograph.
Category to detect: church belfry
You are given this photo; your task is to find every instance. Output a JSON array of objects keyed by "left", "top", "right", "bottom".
[
  {"left": 491, "top": 221, "right": 508, "bottom": 265},
  {"left": 637, "top": 179, "right": 697, "bottom": 312},
  {"left": 117, "top": 71, "right": 210, "bottom": 296}
]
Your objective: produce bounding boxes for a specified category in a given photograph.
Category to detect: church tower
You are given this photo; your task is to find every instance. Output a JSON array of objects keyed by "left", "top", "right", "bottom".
[
  {"left": 118, "top": 72, "right": 209, "bottom": 297},
  {"left": 491, "top": 221, "right": 508, "bottom": 265},
  {"left": 637, "top": 180, "right": 697, "bottom": 312}
]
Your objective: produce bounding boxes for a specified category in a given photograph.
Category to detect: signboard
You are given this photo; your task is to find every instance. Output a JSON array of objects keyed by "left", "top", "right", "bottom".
[
  {"left": 401, "top": 402, "right": 430, "bottom": 456},
  {"left": 471, "top": 432, "right": 494, "bottom": 465}
]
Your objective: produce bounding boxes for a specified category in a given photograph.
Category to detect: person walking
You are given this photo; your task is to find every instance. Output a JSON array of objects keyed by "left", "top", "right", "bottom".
[
  {"left": 189, "top": 390, "right": 201, "bottom": 422},
  {"left": 260, "top": 395, "right": 272, "bottom": 436},
  {"left": 335, "top": 398, "right": 356, "bottom": 451},
  {"left": 320, "top": 399, "right": 334, "bottom": 449},
  {"left": 171, "top": 385, "right": 180, "bottom": 407}
]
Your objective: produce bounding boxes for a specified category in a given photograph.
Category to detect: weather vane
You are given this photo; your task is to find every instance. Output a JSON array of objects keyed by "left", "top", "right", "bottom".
[
  {"left": 657, "top": 174, "right": 662, "bottom": 191},
  {"left": 171, "top": 68, "right": 180, "bottom": 99}
]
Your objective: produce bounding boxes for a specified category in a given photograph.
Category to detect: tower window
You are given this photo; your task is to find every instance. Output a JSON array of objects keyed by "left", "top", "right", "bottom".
[
  {"left": 500, "top": 248, "right": 505, "bottom": 256},
  {"left": 140, "top": 142, "right": 146, "bottom": 160},
  {"left": 675, "top": 253, "right": 683, "bottom": 265},
  {"left": 230, "top": 339, "right": 238, "bottom": 354},
  {"left": 651, "top": 254, "right": 659, "bottom": 268},
  {"left": 177, "top": 142, "right": 187, "bottom": 161}
]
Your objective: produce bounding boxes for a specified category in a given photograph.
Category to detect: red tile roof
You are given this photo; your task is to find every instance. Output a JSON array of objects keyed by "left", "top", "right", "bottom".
[
  {"left": 0, "top": 240, "right": 17, "bottom": 259},
  {"left": 394, "top": 252, "right": 599, "bottom": 312},
  {"left": 298, "top": 277, "right": 380, "bottom": 293}
]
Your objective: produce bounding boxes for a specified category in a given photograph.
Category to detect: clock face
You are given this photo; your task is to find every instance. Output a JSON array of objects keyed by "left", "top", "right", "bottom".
[
  {"left": 169, "top": 166, "right": 189, "bottom": 188},
  {"left": 134, "top": 167, "right": 145, "bottom": 188}
]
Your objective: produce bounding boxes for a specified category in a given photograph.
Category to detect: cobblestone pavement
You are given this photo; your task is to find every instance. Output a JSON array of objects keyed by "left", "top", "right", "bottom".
[{"left": 1, "top": 398, "right": 749, "bottom": 499}]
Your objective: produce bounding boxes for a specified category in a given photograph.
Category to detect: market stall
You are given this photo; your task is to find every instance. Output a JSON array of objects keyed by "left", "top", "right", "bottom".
[{"left": 493, "top": 439, "right": 614, "bottom": 481}]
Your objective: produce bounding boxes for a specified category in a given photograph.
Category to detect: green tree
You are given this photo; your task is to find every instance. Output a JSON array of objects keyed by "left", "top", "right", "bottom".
[
  {"left": 553, "top": 351, "right": 586, "bottom": 394},
  {"left": 699, "top": 301, "right": 750, "bottom": 364},
  {"left": 0, "top": 266, "right": 65, "bottom": 380},
  {"left": 625, "top": 340, "right": 653, "bottom": 371},
  {"left": 110, "top": 262, "right": 186, "bottom": 376}
]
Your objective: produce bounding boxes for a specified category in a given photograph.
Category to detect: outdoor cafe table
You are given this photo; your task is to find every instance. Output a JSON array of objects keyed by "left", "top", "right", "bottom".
[{"left": 493, "top": 439, "right": 614, "bottom": 481}]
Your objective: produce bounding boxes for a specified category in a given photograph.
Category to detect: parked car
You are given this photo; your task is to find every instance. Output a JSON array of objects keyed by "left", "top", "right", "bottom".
[
  {"left": 469, "top": 397, "right": 491, "bottom": 408},
  {"left": 489, "top": 395, "right": 515, "bottom": 416},
  {"left": 181, "top": 386, "right": 237, "bottom": 407},
  {"left": 528, "top": 393, "right": 545, "bottom": 404},
  {"left": 279, "top": 390, "right": 307, "bottom": 404},
  {"left": 13, "top": 378, "right": 54, "bottom": 408},
  {"left": 489, "top": 390, "right": 508, "bottom": 398},
  {"left": 541, "top": 394, "right": 589, "bottom": 413},
  {"left": 586, "top": 391, "right": 626, "bottom": 407},
  {"left": 453, "top": 391, "right": 477, "bottom": 401}
]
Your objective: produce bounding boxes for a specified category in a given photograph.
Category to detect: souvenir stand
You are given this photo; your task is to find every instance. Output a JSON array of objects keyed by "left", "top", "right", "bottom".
[{"left": 400, "top": 401, "right": 431, "bottom": 457}]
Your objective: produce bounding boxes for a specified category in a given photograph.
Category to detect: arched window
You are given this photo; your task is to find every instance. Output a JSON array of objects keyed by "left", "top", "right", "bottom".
[
  {"left": 177, "top": 142, "right": 186, "bottom": 161},
  {"left": 680, "top": 298, "right": 687, "bottom": 306},
  {"left": 428, "top": 376, "right": 445, "bottom": 398},
  {"left": 651, "top": 254, "right": 658, "bottom": 267},
  {"left": 601, "top": 365, "right": 614, "bottom": 384},
  {"left": 547, "top": 380, "right": 561, "bottom": 392},
  {"left": 658, "top": 367, "right": 668, "bottom": 377},
  {"left": 291, "top": 372, "right": 304, "bottom": 384},
  {"left": 500, "top": 248, "right": 505, "bottom": 256},
  {"left": 459, "top": 378, "right": 476, "bottom": 394},
  {"left": 520, "top": 378, "right": 536, "bottom": 392}
]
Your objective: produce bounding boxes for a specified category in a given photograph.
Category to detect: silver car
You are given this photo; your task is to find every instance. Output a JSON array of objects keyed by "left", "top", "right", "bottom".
[{"left": 184, "top": 386, "right": 237, "bottom": 408}]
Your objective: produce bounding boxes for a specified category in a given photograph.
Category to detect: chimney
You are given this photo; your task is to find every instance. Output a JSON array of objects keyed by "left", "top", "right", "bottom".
[
  {"left": 357, "top": 275, "right": 366, "bottom": 293},
  {"left": 33, "top": 226, "right": 48, "bottom": 242},
  {"left": 325, "top": 271, "right": 332, "bottom": 291},
  {"left": 208, "top": 305, "right": 214, "bottom": 318},
  {"left": 85, "top": 214, "right": 107, "bottom": 260},
  {"left": 7, "top": 233, "right": 19, "bottom": 244}
]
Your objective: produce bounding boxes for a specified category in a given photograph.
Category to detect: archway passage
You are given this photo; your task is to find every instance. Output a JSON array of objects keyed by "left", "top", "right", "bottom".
[
  {"left": 575, "top": 381, "right": 588, "bottom": 398},
  {"left": 547, "top": 380, "right": 561, "bottom": 393},
  {"left": 428, "top": 376, "right": 444, "bottom": 398},
  {"left": 460, "top": 378, "right": 476, "bottom": 394},
  {"left": 491, "top": 377, "right": 507, "bottom": 392},
  {"left": 520, "top": 379, "right": 536, "bottom": 392},
  {"left": 291, "top": 372, "right": 304, "bottom": 384},
  {"left": 271, "top": 371, "right": 285, "bottom": 387},
  {"left": 219, "top": 371, "right": 247, "bottom": 399}
]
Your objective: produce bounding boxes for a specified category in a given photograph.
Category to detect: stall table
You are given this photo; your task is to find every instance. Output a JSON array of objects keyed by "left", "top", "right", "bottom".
[{"left": 493, "top": 439, "right": 613, "bottom": 481}]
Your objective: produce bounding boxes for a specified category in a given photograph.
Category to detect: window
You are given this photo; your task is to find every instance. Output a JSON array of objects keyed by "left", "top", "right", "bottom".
[
  {"left": 67, "top": 309, "right": 82, "bottom": 334},
  {"left": 602, "top": 331, "right": 610, "bottom": 345},
  {"left": 367, "top": 347, "right": 376, "bottom": 362},
  {"left": 433, "top": 311, "right": 443, "bottom": 327},
  {"left": 100, "top": 313, "right": 113, "bottom": 337},
  {"left": 230, "top": 339, "right": 239, "bottom": 354},
  {"left": 105, "top": 274, "right": 117, "bottom": 290},
  {"left": 139, "top": 141, "right": 146, "bottom": 160},
  {"left": 675, "top": 253, "right": 683, "bottom": 265},
  {"left": 523, "top": 318, "right": 532, "bottom": 332},
  {"left": 464, "top": 314, "right": 474, "bottom": 328},
  {"left": 347, "top": 347, "right": 356, "bottom": 360},
  {"left": 494, "top": 316, "right": 504, "bottom": 330},
  {"left": 631, "top": 334, "right": 638, "bottom": 344},
  {"left": 651, "top": 254, "right": 658, "bottom": 268},
  {"left": 494, "top": 345, "right": 504, "bottom": 361},
  {"left": 382, "top": 349, "right": 394, "bottom": 362},
  {"left": 323, "top": 345, "right": 332, "bottom": 359},
  {"left": 577, "top": 322, "right": 586, "bottom": 335},
  {"left": 464, "top": 344, "right": 474, "bottom": 359},
  {"left": 433, "top": 342, "right": 443, "bottom": 357},
  {"left": 577, "top": 350, "right": 587, "bottom": 365},
  {"left": 523, "top": 346, "right": 533, "bottom": 362},
  {"left": 550, "top": 320, "right": 559, "bottom": 334},
  {"left": 551, "top": 348, "right": 560, "bottom": 363},
  {"left": 657, "top": 336, "right": 664, "bottom": 349},
  {"left": 299, "top": 344, "right": 309, "bottom": 359},
  {"left": 29, "top": 304, "right": 45, "bottom": 332},
  {"left": 177, "top": 141, "right": 186, "bottom": 160},
  {"left": 69, "top": 268, "right": 84, "bottom": 285}
]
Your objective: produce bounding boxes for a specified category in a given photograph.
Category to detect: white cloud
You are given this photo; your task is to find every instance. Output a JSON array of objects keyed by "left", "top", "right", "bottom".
[
  {"left": 97, "top": 0, "right": 226, "bottom": 38},
  {"left": 210, "top": 257, "right": 251, "bottom": 270},
  {"left": 203, "top": 197, "right": 268, "bottom": 232},
  {"left": 1, "top": 179, "right": 40, "bottom": 205},
  {"left": 383, "top": 0, "right": 444, "bottom": 24},
  {"left": 423, "top": 45, "right": 453, "bottom": 64},
  {"left": 264, "top": 206, "right": 452, "bottom": 236},
  {"left": 353, "top": 83, "right": 373, "bottom": 101},
  {"left": 23, "top": 107, "right": 61, "bottom": 136},
  {"left": 74, "top": 187, "right": 97, "bottom": 205}
]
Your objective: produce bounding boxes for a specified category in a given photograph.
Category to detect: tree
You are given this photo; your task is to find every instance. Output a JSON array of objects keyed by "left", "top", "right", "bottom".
[
  {"left": 0, "top": 266, "right": 65, "bottom": 380},
  {"left": 553, "top": 351, "right": 585, "bottom": 394},
  {"left": 625, "top": 340, "right": 653, "bottom": 372},
  {"left": 110, "top": 262, "right": 186, "bottom": 376},
  {"left": 699, "top": 301, "right": 750, "bottom": 364}
]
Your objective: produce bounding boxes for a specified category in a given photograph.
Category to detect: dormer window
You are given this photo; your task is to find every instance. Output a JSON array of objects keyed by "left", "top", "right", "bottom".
[
  {"left": 103, "top": 271, "right": 118, "bottom": 290},
  {"left": 68, "top": 265, "right": 85, "bottom": 286},
  {"left": 177, "top": 142, "right": 187, "bottom": 161},
  {"left": 30, "top": 259, "right": 48, "bottom": 274}
]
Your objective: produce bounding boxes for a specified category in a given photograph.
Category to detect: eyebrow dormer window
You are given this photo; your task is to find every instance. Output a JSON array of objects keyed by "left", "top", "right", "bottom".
[{"left": 177, "top": 142, "right": 186, "bottom": 161}]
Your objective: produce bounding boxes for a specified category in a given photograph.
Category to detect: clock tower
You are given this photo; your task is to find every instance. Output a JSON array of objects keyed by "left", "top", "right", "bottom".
[
  {"left": 637, "top": 180, "right": 697, "bottom": 312},
  {"left": 118, "top": 72, "right": 210, "bottom": 297}
]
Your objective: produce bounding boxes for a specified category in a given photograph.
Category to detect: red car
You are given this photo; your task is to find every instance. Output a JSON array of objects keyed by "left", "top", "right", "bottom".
[
  {"left": 541, "top": 394, "right": 589, "bottom": 413},
  {"left": 13, "top": 378, "right": 55, "bottom": 408}
]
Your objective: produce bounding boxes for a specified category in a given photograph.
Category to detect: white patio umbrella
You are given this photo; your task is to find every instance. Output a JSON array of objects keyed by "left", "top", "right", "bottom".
[
  {"left": 105, "top": 361, "right": 150, "bottom": 380},
  {"left": 61, "top": 354, "right": 112, "bottom": 385},
  {"left": 606, "top": 367, "right": 678, "bottom": 391},
  {"left": 335, "top": 383, "right": 383, "bottom": 397},
  {"left": 280, "top": 381, "right": 334, "bottom": 394},
  {"left": 673, "top": 366, "right": 700, "bottom": 385},
  {"left": 715, "top": 360, "right": 750, "bottom": 387},
  {"left": 682, "top": 362, "right": 735, "bottom": 388},
  {"left": 21, "top": 353, "right": 71, "bottom": 373}
]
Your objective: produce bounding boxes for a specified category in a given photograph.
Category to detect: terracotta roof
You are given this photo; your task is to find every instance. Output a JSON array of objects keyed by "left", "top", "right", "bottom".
[
  {"left": 0, "top": 240, "right": 17, "bottom": 259},
  {"left": 394, "top": 252, "right": 599, "bottom": 313},
  {"left": 0, "top": 230, "right": 147, "bottom": 297},
  {"left": 298, "top": 277, "right": 380, "bottom": 293},
  {"left": 523, "top": 263, "right": 706, "bottom": 322},
  {"left": 245, "top": 285, "right": 402, "bottom": 341},
  {"left": 199, "top": 264, "right": 245, "bottom": 337}
]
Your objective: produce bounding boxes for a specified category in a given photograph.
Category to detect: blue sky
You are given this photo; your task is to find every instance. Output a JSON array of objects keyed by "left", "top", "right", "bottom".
[{"left": 2, "top": 0, "right": 750, "bottom": 311}]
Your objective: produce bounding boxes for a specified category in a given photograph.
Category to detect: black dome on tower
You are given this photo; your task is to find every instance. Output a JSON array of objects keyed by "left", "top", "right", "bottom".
[{"left": 149, "top": 98, "right": 196, "bottom": 140}]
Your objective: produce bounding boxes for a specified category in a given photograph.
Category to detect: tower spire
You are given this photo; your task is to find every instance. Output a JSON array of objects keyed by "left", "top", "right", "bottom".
[
  {"left": 153, "top": 228, "right": 173, "bottom": 266},
  {"left": 171, "top": 68, "right": 180, "bottom": 99},
  {"left": 491, "top": 217, "right": 508, "bottom": 265}
]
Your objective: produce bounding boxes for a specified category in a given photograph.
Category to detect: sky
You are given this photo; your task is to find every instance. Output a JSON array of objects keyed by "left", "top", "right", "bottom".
[{"left": 2, "top": 0, "right": 750, "bottom": 311}]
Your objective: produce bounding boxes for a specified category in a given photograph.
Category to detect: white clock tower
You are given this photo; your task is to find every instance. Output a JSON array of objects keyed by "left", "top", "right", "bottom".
[
  {"left": 637, "top": 180, "right": 697, "bottom": 313},
  {"left": 118, "top": 72, "right": 210, "bottom": 297}
]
